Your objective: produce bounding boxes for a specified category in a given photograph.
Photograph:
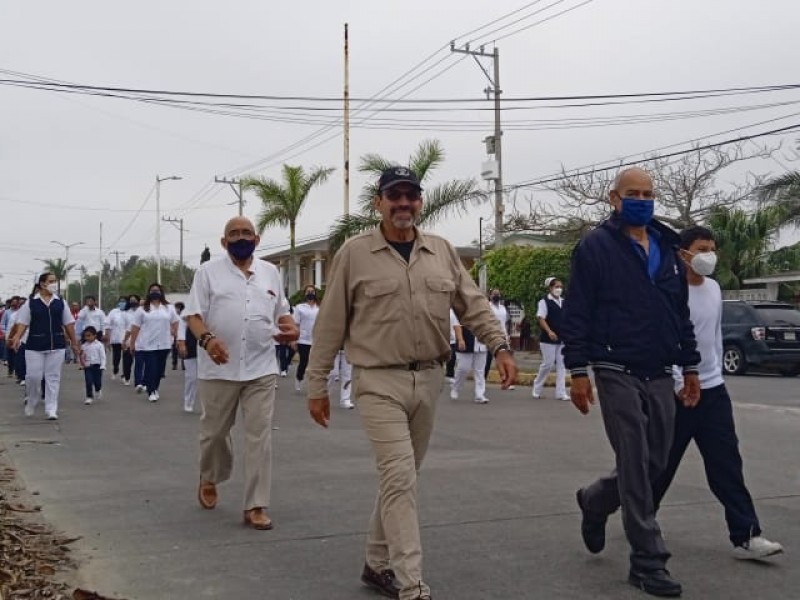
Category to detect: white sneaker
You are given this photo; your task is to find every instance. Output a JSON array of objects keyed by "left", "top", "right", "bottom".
[
  {"left": 19, "top": 380, "right": 26, "bottom": 386},
  {"left": 184, "top": 407, "right": 194, "bottom": 414},
  {"left": 136, "top": 385, "right": 145, "bottom": 393},
  {"left": 340, "top": 402, "right": 355, "bottom": 409},
  {"left": 506, "top": 385, "right": 516, "bottom": 390},
  {"left": 96, "top": 390, "right": 102, "bottom": 400},
  {"left": 111, "top": 374, "right": 117, "bottom": 381},
  {"left": 123, "top": 378, "right": 131, "bottom": 386},
  {"left": 46, "top": 413, "right": 58, "bottom": 420},
  {"left": 294, "top": 379, "right": 301, "bottom": 392},
  {"left": 474, "top": 396, "right": 490, "bottom": 404},
  {"left": 557, "top": 395, "right": 571, "bottom": 401},
  {"left": 532, "top": 391, "right": 541, "bottom": 399},
  {"left": 446, "top": 377, "right": 455, "bottom": 384},
  {"left": 733, "top": 536, "right": 784, "bottom": 560},
  {"left": 450, "top": 388, "right": 458, "bottom": 400},
  {"left": 280, "top": 370, "right": 287, "bottom": 377},
  {"left": 148, "top": 393, "right": 158, "bottom": 402},
  {"left": 84, "top": 397, "right": 93, "bottom": 405},
  {"left": 154, "top": 390, "right": 160, "bottom": 400},
  {"left": 24, "top": 403, "right": 34, "bottom": 417}
]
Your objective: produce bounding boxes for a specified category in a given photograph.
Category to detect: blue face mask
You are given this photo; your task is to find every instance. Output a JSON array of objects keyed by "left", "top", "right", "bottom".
[
  {"left": 118, "top": 302, "right": 126, "bottom": 310},
  {"left": 619, "top": 197, "right": 654, "bottom": 226},
  {"left": 227, "top": 238, "right": 256, "bottom": 261}
]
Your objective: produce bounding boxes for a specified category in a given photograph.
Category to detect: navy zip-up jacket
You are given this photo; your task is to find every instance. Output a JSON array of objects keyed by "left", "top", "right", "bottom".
[{"left": 561, "top": 213, "right": 700, "bottom": 378}]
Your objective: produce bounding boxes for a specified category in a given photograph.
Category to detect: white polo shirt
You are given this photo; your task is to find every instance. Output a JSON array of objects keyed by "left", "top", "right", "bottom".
[
  {"left": 131, "top": 304, "right": 179, "bottom": 351},
  {"left": 185, "top": 254, "right": 290, "bottom": 381},
  {"left": 105, "top": 308, "right": 127, "bottom": 344},
  {"left": 293, "top": 302, "right": 319, "bottom": 345},
  {"left": 78, "top": 306, "right": 107, "bottom": 333}
]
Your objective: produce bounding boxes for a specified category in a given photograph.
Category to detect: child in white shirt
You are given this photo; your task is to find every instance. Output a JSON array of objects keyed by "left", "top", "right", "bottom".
[{"left": 81, "top": 326, "right": 106, "bottom": 405}]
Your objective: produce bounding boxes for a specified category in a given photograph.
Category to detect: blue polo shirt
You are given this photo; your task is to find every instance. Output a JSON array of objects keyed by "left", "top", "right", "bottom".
[{"left": 631, "top": 231, "right": 662, "bottom": 281}]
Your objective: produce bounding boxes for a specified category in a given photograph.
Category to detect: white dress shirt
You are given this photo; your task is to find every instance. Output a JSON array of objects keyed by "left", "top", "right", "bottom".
[
  {"left": 105, "top": 308, "right": 127, "bottom": 344},
  {"left": 78, "top": 306, "right": 107, "bottom": 333},
  {"left": 293, "top": 302, "right": 319, "bottom": 345},
  {"left": 81, "top": 339, "right": 107, "bottom": 368},
  {"left": 185, "top": 254, "right": 290, "bottom": 381},
  {"left": 131, "top": 304, "right": 179, "bottom": 351}
]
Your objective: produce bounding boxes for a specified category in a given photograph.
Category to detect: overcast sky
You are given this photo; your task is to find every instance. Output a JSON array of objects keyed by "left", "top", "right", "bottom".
[{"left": 2, "top": 0, "right": 799, "bottom": 298}]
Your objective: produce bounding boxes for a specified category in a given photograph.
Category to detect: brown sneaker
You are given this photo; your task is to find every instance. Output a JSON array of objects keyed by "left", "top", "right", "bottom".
[
  {"left": 243, "top": 507, "right": 273, "bottom": 530},
  {"left": 198, "top": 480, "right": 217, "bottom": 510}
]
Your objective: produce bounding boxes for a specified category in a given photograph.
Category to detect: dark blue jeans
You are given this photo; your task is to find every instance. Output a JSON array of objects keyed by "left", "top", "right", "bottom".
[
  {"left": 142, "top": 349, "right": 170, "bottom": 394},
  {"left": 653, "top": 384, "right": 761, "bottom": 546},
  {"left": 84, "top": 364, "right": 103, "bottom": 398},
  {"left": 134, "top": 351, "right": 146, "bottom": 387}
]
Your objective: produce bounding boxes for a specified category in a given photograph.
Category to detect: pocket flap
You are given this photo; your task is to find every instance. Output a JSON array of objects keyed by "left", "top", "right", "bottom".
[
  {"left": 425, "top": 277, "right": 455, "bottom": 293},
  {"left": 364, "top": 279, "right": 399, "bottom": 298}
]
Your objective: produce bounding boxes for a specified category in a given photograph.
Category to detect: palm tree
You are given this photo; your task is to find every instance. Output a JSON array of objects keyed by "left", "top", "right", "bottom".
[
  {"left": 242, "top": 164, "right": 334, "bottom": 294},
  {"left": 759, "top": 170, "right": 800, "bottom": 228},
  {"left": 329, "top": 139, "right": 486, "bottom": 251},
  {"left": 39, "top": 257, "right": 75, "bottom": 296}
]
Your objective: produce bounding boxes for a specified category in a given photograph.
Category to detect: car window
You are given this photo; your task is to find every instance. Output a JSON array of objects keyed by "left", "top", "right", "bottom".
[
  {"left": 722, "top": 303, "right": 752, "bottom": 323},
  {"left": 754, "top": 307, "right": 800, "bottom": 326}
]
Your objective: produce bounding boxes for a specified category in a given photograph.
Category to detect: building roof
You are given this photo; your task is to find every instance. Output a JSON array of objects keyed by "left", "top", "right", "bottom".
[
  {"left": 743, "top": 270, "right": 800, "bottom": 284},
  {"left": 259, "top": 238, "right": 329, "bottom": 261}
]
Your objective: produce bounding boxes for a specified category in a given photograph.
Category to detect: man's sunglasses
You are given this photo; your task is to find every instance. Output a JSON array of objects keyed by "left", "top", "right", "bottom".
[{"left": 383, "top": 189, "right": 421, "bottom": 202}]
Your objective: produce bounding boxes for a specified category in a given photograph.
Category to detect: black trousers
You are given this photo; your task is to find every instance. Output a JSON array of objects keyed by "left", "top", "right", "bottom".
[
  {"left": 296, "top": 344, "right": 311, "bottom": 381},
  {"left": 445, "top": 344, "right": 457, "bottom": 378},
  {"left": 276, "top": 344, "right": 295, "bottom": 372},
  {"left": 111, "top": 344, "right": 122, "bottom": 375},
  {"left": 484, "top": 350, "right": 493, "bottom": 378},
  {"left": 122, "top": 349, "right": 134, "bottom": 381},
  {"left": 653, "top": 384, "right": 761, "bottom": 546},
  {"left": 6, "top": 347, "right": 16, "bottom": 377},
  {"left": 14, "top": 345, "right": 26, "bottom": 381},
  {"left": 84, "top": 364, "right": 103, "bottom": 397},
  {"left": 581, "top": 369, "right": 675, "bottom": 571},
  {"left": 143, "top": 349, "right": 170, "bottom": 394}
]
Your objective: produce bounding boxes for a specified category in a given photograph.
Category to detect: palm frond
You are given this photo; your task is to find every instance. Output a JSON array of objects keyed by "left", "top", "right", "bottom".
[
  {"left": 256, "top": 205, "right": 290, "bottom": 232},
  {"left": 418, "top": 179, "right": 486, "bottom": 226},
  {"left": 408, "top": 139, "right": 444, "bottom": 182},
  {"left": 302, "top": 166, "right": 336, "bottom": 199},
  {"left": 329, "top": 213, "right": 381, "bottom": 254},
  {"left": 759, "top": 171, "right": 800, "bottom": 199}
]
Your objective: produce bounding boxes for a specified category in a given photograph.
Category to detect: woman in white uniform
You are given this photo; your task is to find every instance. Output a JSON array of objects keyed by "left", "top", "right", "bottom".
[
  {"left": 129, "top": 283, "right": 179, "bottom": 402},
  {"left": 9, "top": 273, "right": 80, "bottom": 420},
  {"left": 531, "top": 277, "right": 569, "bottom": 401},
  {"left": 105, "top": 296, "right": 127, "bottom": 380},
  {"left": 292, "top": 284, "right": 319, "bottom": 392},
  {"left": 450, "top": 309, "right": 490, "bottom": 404},
  {"left": 121, "top": 294, "right": 141, "bottom": 386}
]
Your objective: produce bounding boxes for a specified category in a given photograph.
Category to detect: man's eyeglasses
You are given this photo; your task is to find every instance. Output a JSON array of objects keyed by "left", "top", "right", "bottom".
[{"left": 383, "top": 189, "right": 421, "bottom": 202}]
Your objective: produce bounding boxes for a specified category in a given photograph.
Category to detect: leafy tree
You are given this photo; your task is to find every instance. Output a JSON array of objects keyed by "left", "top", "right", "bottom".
[
  {"left": 477, "top": 245, "right": 573, "bottom": 317},
  {"left": 242, "top": 164, "right": 334, "bottom": 294},
  {"left": 38, "top": 257, "right": 76, "bottom": 296},
  {"left": 329, "top": 139, "right": 486, "bottom": 251}
]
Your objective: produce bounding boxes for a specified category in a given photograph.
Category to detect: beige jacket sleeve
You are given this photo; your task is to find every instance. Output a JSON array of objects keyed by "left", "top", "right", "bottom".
[{"left": 307, "top": 246, "right": 350, "bottom": 399}]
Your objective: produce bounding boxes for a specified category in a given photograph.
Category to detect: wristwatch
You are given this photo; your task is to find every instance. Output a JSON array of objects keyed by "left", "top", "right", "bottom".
[{"left": 494, "top": 344, "right": 511, "bottom": 357}]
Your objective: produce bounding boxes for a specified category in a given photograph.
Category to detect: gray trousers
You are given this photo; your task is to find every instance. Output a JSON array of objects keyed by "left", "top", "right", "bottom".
[{"left": 582, "top": 369, "right": 675, "bottom": 571}]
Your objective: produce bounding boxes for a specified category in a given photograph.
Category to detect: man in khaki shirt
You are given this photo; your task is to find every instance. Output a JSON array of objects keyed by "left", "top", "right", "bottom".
[{"left": 307, "top": 166, "right": 518, "bottom": 600}]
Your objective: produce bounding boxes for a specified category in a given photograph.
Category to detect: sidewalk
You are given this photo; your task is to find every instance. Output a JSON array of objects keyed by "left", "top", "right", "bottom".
[{"left": 0, "top": 367, "right": 795, "bottom": 599}]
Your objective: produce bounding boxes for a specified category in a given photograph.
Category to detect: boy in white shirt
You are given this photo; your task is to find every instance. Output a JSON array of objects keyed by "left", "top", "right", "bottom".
[
  {"left": 654, "top": 226, "right": 783, "bottom": 560},
  {"left": 81, "top": 326, "right": 106, "bottom": 405}
]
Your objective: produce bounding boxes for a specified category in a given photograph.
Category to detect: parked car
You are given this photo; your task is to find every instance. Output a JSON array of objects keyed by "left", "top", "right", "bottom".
[{"left": 721, "top": 300, "right": 800, "bottom": 376}]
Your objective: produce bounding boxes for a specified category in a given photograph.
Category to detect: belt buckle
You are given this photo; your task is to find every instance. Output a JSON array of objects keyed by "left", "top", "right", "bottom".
[{"left": 408, "top": 361, "right": 420, "bottom": 371}]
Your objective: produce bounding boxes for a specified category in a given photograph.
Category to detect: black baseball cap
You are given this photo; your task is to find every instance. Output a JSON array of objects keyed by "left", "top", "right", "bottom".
[{"left": 377, "top": 166, "right": 423, "bottom": 193}]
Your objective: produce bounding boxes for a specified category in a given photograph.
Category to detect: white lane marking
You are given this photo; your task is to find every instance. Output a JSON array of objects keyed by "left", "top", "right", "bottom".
[{"left": 736, "top": 402, "right": 800, "bottom": 416}]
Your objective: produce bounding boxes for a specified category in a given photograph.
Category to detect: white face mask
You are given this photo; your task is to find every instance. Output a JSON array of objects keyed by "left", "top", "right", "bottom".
[
  {"left": 46, "top": 283, "right": 58, "bottom": 294},
  {"left": 690, "top": 251, "right": 717, "bottom": 276},
  {"left": 552, "top": 287, "right": 563, "bottom": 297}
]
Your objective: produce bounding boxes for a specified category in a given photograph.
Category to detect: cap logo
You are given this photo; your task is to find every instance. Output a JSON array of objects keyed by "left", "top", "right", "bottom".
[{"left": 394, "top": 167, "right": 410, "bottom": 176}]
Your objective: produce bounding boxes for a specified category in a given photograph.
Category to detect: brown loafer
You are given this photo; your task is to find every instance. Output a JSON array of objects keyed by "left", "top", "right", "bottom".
[
  {"left": 243, "top": 507, "right": 273, "bottom": 530},
  {"left": 198, "top": 480, "right": 217, "bottom": 510}
]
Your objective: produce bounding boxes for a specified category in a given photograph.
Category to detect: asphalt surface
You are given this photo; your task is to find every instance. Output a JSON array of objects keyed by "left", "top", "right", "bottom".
[{"left": 0, "top": 356, "right": 796, "bottom": 600}]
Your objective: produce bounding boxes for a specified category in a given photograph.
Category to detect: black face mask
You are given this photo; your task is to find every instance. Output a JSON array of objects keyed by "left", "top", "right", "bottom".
[
  {"left": 227, "top": 238, "right": 256, "bottom": 261},
  {"left": 305, "top": 293, "right": 316, "bottom": 301},
  {"left": 129, "top": 302, "right": 139, "bottom": 309},
  {"left": 148, "top": 292, "right": 162, "bottom": 302},
  {"left": 491, "top": 295, "right": 501, "bottom": 303}
]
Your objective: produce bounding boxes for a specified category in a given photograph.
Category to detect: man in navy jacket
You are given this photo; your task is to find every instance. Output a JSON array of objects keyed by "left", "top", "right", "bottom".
[{"left": 562, "top": 167, "right": 701, "bottom": 598}]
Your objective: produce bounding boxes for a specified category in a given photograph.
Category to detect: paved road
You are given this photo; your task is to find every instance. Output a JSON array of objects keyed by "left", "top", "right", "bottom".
[{"left": 0, "top": 365, "right": 796, "bottom": 599}]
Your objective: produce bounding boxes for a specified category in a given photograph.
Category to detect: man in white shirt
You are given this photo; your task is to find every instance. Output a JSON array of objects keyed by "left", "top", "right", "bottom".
[
  {"left": 484, "top": 288, "right": 511, "bottom": 386},
  {"left": 653, "top": 225, "right": 783, "bottom": 560},
  {"left": 77, "top": 296, "right": 107, "bottom": 344},
  {"left": 185, "top": 216, "right": 299, "bottom": 530}
]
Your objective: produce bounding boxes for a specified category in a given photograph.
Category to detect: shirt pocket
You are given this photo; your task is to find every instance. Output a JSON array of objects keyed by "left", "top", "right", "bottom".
[
  {"left": 362, "top": 279, "right": 401, "bottom": 324},
  {"left": 425, "top": 277, "right": 455, "bottom": 323},
  {"left": 248, "top": 290, "right": 278, "bottom": 323}
]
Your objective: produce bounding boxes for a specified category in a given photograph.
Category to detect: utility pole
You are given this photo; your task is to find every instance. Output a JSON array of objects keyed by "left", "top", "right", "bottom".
[
  {"left": 343, "top": 22, "right": 351, "bottom": 216},
  {"left": 163, "top": 216, "right": 186, "bottom": 290},
  {"left": 156, "top": 175, "right": 182, "bottom": 284},
  {"left": 98, "top": 222, "right": 103, "bottom": 309},
  {"left": 110, "top": 250, "right": 127, "bottom": 299},
  {"left": 214, "top": 176, "right": 245, "bottom": 216},
  {"left": 451, "top": 42, "right": 505, "bottom": 246}
]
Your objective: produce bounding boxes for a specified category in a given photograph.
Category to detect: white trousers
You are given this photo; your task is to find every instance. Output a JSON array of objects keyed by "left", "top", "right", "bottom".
[
  {"left": 25, "top": 349, "right": 65, "bottom": 416},
  {"left": 532, "top": 342, "right": 566, "bottom": 397},
  {"left": 328, "top": 350, "right": 353, "bottom": 406},
  {"left": 183, "top": 358, "right": 198, "bottom": 411},
  {"left": 453, "top": 351, "right": 487, "bottom": 400}
]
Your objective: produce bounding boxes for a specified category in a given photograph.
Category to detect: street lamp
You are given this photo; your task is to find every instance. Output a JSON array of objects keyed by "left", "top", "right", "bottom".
[
  {"left": 51, "top": 240, "right": 85, "bottom": 302},
  {"left": 155, "top": 175, "right": 182, "bottom": 284}
]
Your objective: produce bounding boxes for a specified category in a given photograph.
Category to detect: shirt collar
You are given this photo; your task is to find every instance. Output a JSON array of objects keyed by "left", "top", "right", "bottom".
[
  {"left": 368, "top": 225, "right": 436, "bottom": 254},
  {"left": 224, "top": 252, "right": 256, "bottom": 276}
]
